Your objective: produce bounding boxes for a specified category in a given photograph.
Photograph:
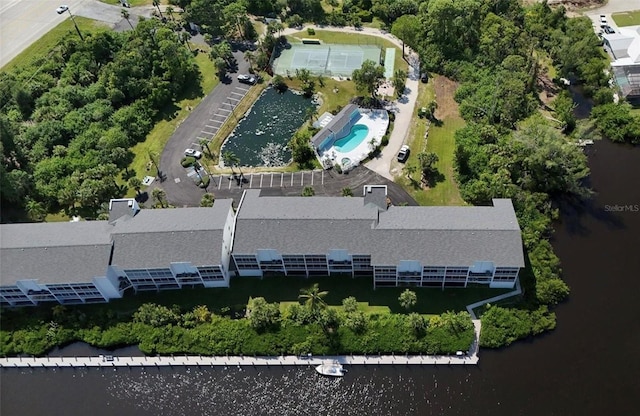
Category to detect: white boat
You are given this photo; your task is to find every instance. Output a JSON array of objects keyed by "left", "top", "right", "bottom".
[{"left": 315, "top": 362, "right": 344, "bottom": 377}]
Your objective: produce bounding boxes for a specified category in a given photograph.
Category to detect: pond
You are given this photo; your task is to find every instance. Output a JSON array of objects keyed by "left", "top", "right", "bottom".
[{"left": 220, "top": 87, "right": 315, "bottom": 167}]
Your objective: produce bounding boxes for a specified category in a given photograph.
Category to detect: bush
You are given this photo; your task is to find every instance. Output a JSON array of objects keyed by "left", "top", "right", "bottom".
[
  {"left": 480, "top": 305, "right": 556, "bottom": 348},
  {"left": 198, "top": 175, "right": 210, "bottom": 188},
  {"left": 381, "top": 135, "right": 389, "bottom": 146},
  {"left": 307, "top": 28, "right": 315, "bottom": 35},
  {"left": 181, "top": 156, "right": 196, "bottom": 167}
]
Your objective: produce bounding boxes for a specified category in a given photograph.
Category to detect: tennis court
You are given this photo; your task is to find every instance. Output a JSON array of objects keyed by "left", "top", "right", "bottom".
[{"left": 272, "top": 44, "right": 385, "bottom": 77}]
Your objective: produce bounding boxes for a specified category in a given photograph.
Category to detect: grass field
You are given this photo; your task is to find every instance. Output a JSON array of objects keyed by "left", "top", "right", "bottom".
[
  {"left": 612, "top": 11, "right": 640, "bottom": 27},
  {"left": 285, "top": 77, "right": 358, "bottom": 115},
  {"left": 75, "top": 276, "right": 509, "bottom": 317},
  {"left": 288, "top": 30, "right": 408, "bottom": 75},
  {"left": 396, "top": 76, "right": 466, "bottom": 206},
  {"left": 1, "top": 17, "right": 108, "bottom": 72}
]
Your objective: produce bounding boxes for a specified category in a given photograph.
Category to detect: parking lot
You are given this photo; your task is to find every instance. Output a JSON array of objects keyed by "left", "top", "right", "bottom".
[{"left": 210, "top": 170, "right": 326, "bottom": 191}]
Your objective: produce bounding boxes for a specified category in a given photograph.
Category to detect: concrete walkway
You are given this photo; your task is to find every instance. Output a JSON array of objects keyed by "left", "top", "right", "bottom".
[
  {"left": 280, "top": 25, "right": 420, "bottom": 180},
  {"left": 466, "top": 279, "right": 523, "bottom": 319}
]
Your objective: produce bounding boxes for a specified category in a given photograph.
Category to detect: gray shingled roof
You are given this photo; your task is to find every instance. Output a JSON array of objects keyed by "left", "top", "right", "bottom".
[
  {"left": 110, "top": 200, "right": 233, "bottom": 268},
  {"left": 0, "top": 222, "right": 113, "bottom": 285},
  {"left": 233, "top": 192, "right": 524, "bottom": 267},
  {"left": 311, "top": 104, "right": 359, "bottom": 149},
  {"left": 238, "top": 189, "right": 376, "bottom": 220}
]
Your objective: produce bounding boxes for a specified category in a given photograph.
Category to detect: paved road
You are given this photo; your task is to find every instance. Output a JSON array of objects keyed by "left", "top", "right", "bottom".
[
  {"left": 0, "top": 0, "right": 157, "bottom": 68},
  {"left": 159, "top": 48, "right": 253, "bottom": 207},
  {"left": 581, "top": 0, "right": 640, "bottom": 14}
]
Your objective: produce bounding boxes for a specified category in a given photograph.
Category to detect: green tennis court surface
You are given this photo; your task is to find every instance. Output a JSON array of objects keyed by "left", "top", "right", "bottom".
[{"left": 272, "top": 43, "right": 387, "bottom": 77}]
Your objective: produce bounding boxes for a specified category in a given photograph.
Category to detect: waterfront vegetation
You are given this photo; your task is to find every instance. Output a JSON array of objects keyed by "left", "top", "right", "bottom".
[
  {"left": 377, "top": 1, "right": 611, "bottom": 347},
  {"left": 0, "top": 278, "right": 490, "bottom": 356}
]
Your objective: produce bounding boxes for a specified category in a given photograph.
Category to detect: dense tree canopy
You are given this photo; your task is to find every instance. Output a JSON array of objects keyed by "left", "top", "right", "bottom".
[{"left": 0, "top": 19, "right": 199, "bottom": 221}]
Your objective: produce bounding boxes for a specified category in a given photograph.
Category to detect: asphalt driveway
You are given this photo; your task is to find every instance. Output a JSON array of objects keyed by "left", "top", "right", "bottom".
[{"left": 159, "top": 48, "right": 252, "bottom": 207}]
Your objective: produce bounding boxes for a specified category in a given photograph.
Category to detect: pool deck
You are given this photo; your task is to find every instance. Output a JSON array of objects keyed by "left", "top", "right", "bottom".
[{"left": 320, "top": 110, "right": 389, "bottom": 171}]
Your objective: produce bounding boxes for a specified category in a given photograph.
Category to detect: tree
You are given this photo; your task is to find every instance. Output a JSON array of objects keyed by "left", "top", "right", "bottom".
[
  {"left": 166, "top": 6, "right": 175, "bottom": 21},
  {"left": 301, "top": 186, "right": 315, "bottom": 196},
  {"left": 25, "top": 199, "right": 46, "bottom": 222},
  {"left": 133, "top": 303, "right": 178, "bottom": 327},
  {"left": 399, "top": 289, "right": 417, "bottom": 310},
  {"left": 342, "top": 296, "right": 358, "bottom": 313},
  {"left": 352, "top": 60, "right": 385, "bottom": 101},
  {"left": 418, "top": 152, "right": 439, "bottom": 181},
  {"left": 407, "top": 312, "right": 427, "bottom": 335},
  {"left": 344, "top": 310, "right": 367, "bottom": 333},
  {"left": 392, "top": 69, "right": 407, "bottom": 98},
  {"left": 152, "top": 0, "right": 164, "bottom": 19},
  {"left": 200, "top": 192, "right": 215, "bottom": 207},
  {"left": 244, "top": 50, "right": 256, "bottom": 72},
  {"left": 553, "top": 91, "right": 577, "bottom": 132},
  {"left": 272, "top": 75, "right": 288, "bottom": 92},
  {"left": 246, "top": 297, "right": 281, "bottom": 330},
  {"left": 299, "top": 283, "right": 328, "bottom": 314},
  {"left": 192, "top": 305, "right": 211, "bottom": 323},
  {"left": 305, "top": 106, "right": 317, "bottom": 123},
  {"left": 404, "top": 164, "right": 417, "bottom": 183},
  {"left": 289, "top": 129, "right": 315, "bottom": 168},
  {"left": 222, "top": 150, "right": 239, "bottom": 174},
  {"left": 341, "top": 187, "right": 353, "bottom": 197},
  {"left": 121, "top": 9, "right": 134, "bottom": 30},
  {"left": 222, "top": 2, "right": 249, "bottom": 39},
  {"left": 128, "top": 177, "right": 142, "bottom": 196},
  {"left": 391, "top": 14, "right": 421, "bottom": 56},
  {"left": 152, "top": 187, "right": 167, "bottom": 208}
]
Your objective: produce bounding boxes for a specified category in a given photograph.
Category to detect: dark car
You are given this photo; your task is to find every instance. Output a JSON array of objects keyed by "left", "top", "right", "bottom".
[
  {"left": 397, "top": 145, "right": 410, "bottom": 163},
  {"left": 604, "top": 25, "right": 615, "bottom": 34},
  {"left": 420, "top": 72, "right": 429, "bottom": 83}
]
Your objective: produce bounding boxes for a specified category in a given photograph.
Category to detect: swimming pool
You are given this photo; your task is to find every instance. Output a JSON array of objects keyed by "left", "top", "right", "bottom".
[{"left": 333, "top": 124, "right": 370, "bottom": 153}]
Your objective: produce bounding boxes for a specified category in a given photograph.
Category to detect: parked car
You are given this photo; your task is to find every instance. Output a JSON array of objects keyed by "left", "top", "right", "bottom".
[
  {"left": 604, "top": 26, "right": 615, "bottom": 34},
  {"left": 55, "top": 5, "right": 69, "bottom": 14},
  {"left": 120, "top": 0, "right": 131, "bottom": 7},
  {"left": 397, "top": 145, "right": 410, "bottom": 163},
  {"left": 238, "top": 74, "right": 257, "bottom": 85},
  {"left": 184, "top": 148, "right": 202, "bottom": 159},
  {"left": 420, "top": 72, "right": 429, "bottom": 83}
]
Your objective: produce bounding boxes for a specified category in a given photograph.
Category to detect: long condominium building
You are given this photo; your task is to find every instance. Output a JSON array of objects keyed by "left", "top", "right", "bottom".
[{"left": 0, "top": 186, "right": 524, "bottom": 307}]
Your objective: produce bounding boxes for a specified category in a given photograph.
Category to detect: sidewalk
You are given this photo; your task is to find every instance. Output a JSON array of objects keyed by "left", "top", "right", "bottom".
[{"left": 280, "top": 25, "right": 420, "bottom": 180}]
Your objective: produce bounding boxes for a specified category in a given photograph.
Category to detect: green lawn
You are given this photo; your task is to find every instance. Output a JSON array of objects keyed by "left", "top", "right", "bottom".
[
  {"left": 72, "top": 276, "right": 509, "bottom": 317},
  {"left": 285, "top": 77, "right": 358, "bottom": 115},
  {"left": 395, "top": 78, "right": 466, "bottom": 206},
  {"left": 288, "top": 30, "right": 408, "bottom": 74},
  {"left": 1, "top": 17, "right": 108, "bottom": 72},
  {"left": 612, "top": 10, "right": 640, "bottom": 27}
]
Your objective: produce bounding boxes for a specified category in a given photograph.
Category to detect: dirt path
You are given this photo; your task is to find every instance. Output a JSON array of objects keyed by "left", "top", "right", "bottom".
[{"left": 432, "top": 76, "right": 460, "bottom": 121}]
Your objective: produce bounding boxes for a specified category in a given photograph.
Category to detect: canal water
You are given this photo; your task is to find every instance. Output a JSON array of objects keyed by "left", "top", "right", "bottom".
[
  {"left": 1, "top": 140, "right": 639, "bottom": 415},
  {"left": 220, "top": 87, "right": 315, "bottom": 167}
]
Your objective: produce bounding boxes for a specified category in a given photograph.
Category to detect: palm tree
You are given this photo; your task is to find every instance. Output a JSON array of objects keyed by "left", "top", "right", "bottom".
[
  {"left": 199, "top": 138, "right": 212, "bottom": 158},
  {"left": 121, "top": 9, "right": 134, "bottom": 30},
  {"left": 305, "top": 106, "right": 318, "bottom": 124},
  {"left": 128, "top": 177, "right": 142, "bottom": 196},
  {"left": 152, "top": 0, "right": 164, "bottom": 19},
  {"left": 404, "top": 164, "right": 417, "bottom": 184},
  {"left": 299, "top": 284, "right": 328, "bottom": 314},
  {"left": 180, "top": 31, "right": 192, "bottom": 52},
  {"left": 151, "top": 187, "right": 167, "bottom": 208},
  {"left": 244, "top": 50, "right": 256, "bottom": 71},
  {"left": 222, "top": 150, "right": 237, "bottom": 175},
  {"left": 166, "top": 6, "right": 174, "bottom": 21}
]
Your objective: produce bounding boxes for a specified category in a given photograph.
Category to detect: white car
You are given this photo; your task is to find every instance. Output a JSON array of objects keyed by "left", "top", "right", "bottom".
[
  {"left": 397, "top": 145, "right": 410, "bottom": 163},
  {"left": 237, "top": 74, "right": 257, "bottom": 85},
  {"left": 184, "top": 148, "right": 202, "bottom": 158},
  {"left": 56, "top": 5, "right": 69, "bottom": 14}
]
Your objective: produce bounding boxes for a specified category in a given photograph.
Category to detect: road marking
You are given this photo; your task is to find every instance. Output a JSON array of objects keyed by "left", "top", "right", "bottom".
[
  {"left": 280, "top": 173, "right": 283, "bottom": 187},
  {"left": 301, "top": 172, "right": 304, "bottom": 186},
  {"left": 311, "top": 171, "right": 314, "bottom": 186},
  {"left": 291, "top": 173, "right": 294, "bottom": 187},
  {"left": 218, "top": 177, "right": 222, "bottom": 190},
  {"left": 210, "top": 119, "right": 224, "bottom": 124},
  {"left": 219, "top": 108, "right": 232, "bottom": 113},
  {"left": 230, "top": 91, "right": 244, "bottom": 97},
  {"left": 174, "top": 178, "right": 181, "bottom": 183},
  {"left": 249, "top": 174, "right": 254, "bottom": 188},
  {"left": 228, "top": 177, "right": 232, "bottom": 189},
  {"left": 212, "top": 114, "right": 227, "bottom": 119},
  {"left": 228, "top": 96, "right": 241, "bottom": 102},
  {"left": 270, "top": 173, "right": 274, "bottom": 187},
  {"left": 321, "top": 169, "right": 324, "bottom": 184},
  {"left": 260, "top": 174, "right": 264, "bottom": 187},
  {"left": 205, "top": 124, "right": 218, "bottom": 129},
  {"left": 235, "top": 86, "right": 250, "bottom": 92}
]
